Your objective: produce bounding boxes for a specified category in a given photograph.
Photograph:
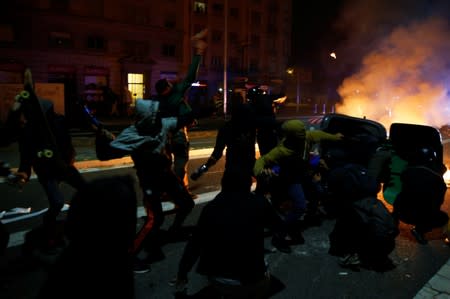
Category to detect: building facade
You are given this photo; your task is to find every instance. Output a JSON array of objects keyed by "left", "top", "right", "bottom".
[{"left": 0, "top": 0, "right": 291, "bottom": 124}]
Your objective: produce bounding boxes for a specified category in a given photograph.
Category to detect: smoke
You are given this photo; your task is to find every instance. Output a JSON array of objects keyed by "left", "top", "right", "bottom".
[{"left": 332, "top": 0, "right": 450, "bottom": 130}]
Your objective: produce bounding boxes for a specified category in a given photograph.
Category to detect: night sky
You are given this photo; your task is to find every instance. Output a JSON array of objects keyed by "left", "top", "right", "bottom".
[{"left": 292, "top": 0, "right": 450, "bottom": 86}]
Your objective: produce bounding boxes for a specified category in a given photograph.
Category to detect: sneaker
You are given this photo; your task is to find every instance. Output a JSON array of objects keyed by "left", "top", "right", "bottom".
[
  {"left": 339, "top": 253, "right": 361, "bottom": 268},
  {"left": 411, "top": 228, "right": 428, "bottom": 245},
  {"left": 133, "top": 260, "right": 151, "bottom": 274},
  {"left": 271, "top": 235, "right": 292, "bottom": 254}
]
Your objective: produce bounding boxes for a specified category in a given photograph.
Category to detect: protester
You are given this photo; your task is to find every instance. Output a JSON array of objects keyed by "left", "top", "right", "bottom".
[
  {"left": 110, "top": 98, "right": 196, "bottom": 273},
  {"left": 155, "top": 28, "right": 208, "bottom": 199},
  {"left": 37, "top": 175, "right": 137, "bottom": 299},
  {"left": 7, "top": 79, "right": 86, "bottom": 253},
  {"left": 254, "top": 119, "right": 343, "bottom": 250},
  {"left": 392, "top": 147, "right": 448, "bottom": 244},
  {"left": 190, "top": 98, "right": 256, "bottom": 180},
  {"left": 171, "top": 169, "right": 285, "bottom": 299},
  {"left": 327, "top": 163, "right": 398, "bottom": 271},
  {"left": 247, "top": 85, "right": 282, "bottom": 156}
]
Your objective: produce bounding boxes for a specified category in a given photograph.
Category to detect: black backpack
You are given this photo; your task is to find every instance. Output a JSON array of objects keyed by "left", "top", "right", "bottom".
[{"left": 353, "top": 196, "right": 399, "bottom": 254}]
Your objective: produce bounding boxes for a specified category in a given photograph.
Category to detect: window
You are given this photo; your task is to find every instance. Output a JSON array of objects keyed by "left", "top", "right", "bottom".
[
  {"left": 162, "top": 44, "right": 176, "bottom": 57},
  {"left": 193, "top": 1, "right": 207, "bottom": 14},
  {"left": 212, "top": 30, "right": 222, "bottom": 43},
  {"left": 250, "top": 59, "right": 259, "bottom": 72},
  {"left": 0, "top": 24, "right": 14, "bottom": 44},
  {"left": 250, "top": 11, "right": 261, "bottom": 26},
  {"left": 127, "top": 73, "right": 145, "bottom": 103},
  {"left": 211, "top": 56, "right": 223, "bottom": 68},
  {"left": 123, "top": 41, "right": 149, "bottom": 59},
  {"left": 49, "top": 31, "right": 72, "bottom": 48},
  {"left": 87, "top": 36, "right": 105, "bottom": 50},
  {"left": 164, "top": 17, "right": 176, "bottom": 29},
  {"left": 228, "top": 56, "right": 240, "bottom": 71},
  {"left": 229, "top": 7, "right": 239, "bottom": 18},
  {"left": 251, "top": 34, "right": 260, "bottom": 48},
  {"left": 212, "top": 3, "right": 224, "bottom": 15},
  {"left": 228, "top": 32, "right": 238, "bottom": 43}
]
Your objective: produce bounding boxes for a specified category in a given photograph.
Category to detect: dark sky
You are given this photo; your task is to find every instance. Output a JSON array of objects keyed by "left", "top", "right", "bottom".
[
  {"left": 292, "top": 0, "right": 450, "bottom": 75},
  {"left": 292, "top": 0, "right": 344, "bottom": 67}
]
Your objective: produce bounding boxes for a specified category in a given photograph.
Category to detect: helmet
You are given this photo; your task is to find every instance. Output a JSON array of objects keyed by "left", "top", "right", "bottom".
[{"left": 246, "top": 85, "right": 264, "bottom": 101}]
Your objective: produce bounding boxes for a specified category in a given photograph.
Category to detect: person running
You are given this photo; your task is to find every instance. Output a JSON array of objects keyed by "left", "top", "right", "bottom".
[{"left": 110, "top": 98, "right": 196, "bottom": 273}]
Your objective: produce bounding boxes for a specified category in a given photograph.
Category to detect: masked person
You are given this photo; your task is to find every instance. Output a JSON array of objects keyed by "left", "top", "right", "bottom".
[
  {"left": 7, "top": 77, "right": 86, "bottom": 253},
  {"left": 154, "top": 28, "right": 208, "bottom": 199},
  {"left": 110, "top": 98, "right": 196, "bottom": 273},
  {"left": 190, "top": 98, "right": 257, "bottom": 181},
  {"left": 254, "top": 119, "right": 343, "bottom": 252}
]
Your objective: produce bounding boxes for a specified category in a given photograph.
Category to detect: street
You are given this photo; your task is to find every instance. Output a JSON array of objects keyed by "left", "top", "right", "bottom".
[
  {"left": 1, "top": 159, "right": 450, "bottom": 299},
  {"left": 1, "top": 112, "right": 450, "bottom": 298}
]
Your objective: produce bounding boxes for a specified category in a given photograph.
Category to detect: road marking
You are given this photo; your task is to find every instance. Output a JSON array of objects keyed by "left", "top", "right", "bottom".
[{"left": 5, "top": 183, "right": 257, "bottom": 248}]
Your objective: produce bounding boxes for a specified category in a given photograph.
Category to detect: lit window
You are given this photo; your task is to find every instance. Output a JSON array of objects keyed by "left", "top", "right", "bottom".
[
  {"left": 127, "top": 73, "right": 145, "bottom": 101},
  {"left": 194, "top": 1, "right": 207, "bottom": 14}
]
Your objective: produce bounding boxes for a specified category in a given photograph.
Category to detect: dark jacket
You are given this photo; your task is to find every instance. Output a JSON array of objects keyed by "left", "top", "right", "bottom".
[{"left": 178, "top": 190, "right": 278, "bottom": 284}]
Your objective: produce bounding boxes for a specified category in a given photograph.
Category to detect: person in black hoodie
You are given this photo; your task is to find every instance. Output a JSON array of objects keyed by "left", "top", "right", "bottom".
[
  {"left": 7, "top": 85, "right": 85, "bottom": 252},
  {"left": 172, "top": 169, "right": 285, "bottom": 298}
]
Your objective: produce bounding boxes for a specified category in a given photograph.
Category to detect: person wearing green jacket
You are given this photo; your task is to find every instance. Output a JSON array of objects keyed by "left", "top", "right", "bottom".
[
  {"left": 254, "top": 119, "right": 343, "bottom": 252},
  {"left": 154, "top": 29, "right": 208, "bottom": 198}
]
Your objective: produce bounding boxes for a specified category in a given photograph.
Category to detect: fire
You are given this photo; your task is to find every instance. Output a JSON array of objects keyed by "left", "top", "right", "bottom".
[
  {"left": 330, "top": 52, "right": 337, "bottom": 59},
  {"left": 335, "top": 18, "right": 450, "bottom": 131},
  {"left": 444, "top": 166, "right": 450, "bottom": 188}
]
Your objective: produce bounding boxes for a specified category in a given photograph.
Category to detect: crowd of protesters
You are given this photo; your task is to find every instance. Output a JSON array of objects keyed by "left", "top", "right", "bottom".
[{"left": 1, "top": 28, "right": 449, "bottom": 299}]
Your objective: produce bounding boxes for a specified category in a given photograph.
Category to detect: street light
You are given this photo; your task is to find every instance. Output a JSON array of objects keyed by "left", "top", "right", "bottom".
[{"left": 286, "top": 67, "right": 301, "bottom": 113}]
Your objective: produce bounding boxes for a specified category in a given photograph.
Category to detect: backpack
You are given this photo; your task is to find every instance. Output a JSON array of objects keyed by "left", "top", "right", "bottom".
[
  {"left": 327, "top": 163, "right": 378, "bottom": 202},
  {"left": 353, "top": 196, "right": 399, "bottom": 255}
]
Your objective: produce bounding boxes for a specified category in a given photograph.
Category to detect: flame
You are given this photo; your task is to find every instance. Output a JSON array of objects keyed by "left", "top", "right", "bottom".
[
  {"left": 330, "top": 52, "right": 337, "bottom": 59},
  {"left": 335, "top": 18, "right": 450, "bottom": 131},
  {"left": 444, "top": 166, "right": 450, "bottom": 188}
]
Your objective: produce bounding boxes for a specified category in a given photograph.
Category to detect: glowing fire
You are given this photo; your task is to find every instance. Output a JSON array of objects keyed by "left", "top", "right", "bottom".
[
  {"left": 444, "top": 166, "right": 450, "bottom": 188},
  {"left": 335, "top": 18, "right": 450, "bottom": 131},
  {"left": 330, "top": 52, "right": 337, "bottom": 59}
]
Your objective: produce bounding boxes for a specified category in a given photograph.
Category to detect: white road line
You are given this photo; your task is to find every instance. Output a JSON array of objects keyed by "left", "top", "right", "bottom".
[{"left": 6, "top": 184, "right": 257, "bottom": 249}]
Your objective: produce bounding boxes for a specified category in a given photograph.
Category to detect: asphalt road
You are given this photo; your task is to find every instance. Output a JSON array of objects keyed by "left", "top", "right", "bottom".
[{"left": 1, "top": 160, "right": 450, "bottom": 299}]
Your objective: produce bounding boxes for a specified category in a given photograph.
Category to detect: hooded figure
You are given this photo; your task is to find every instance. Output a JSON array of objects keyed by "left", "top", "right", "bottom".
[{"left": 111, "top": 98, "right": 195, "bottom": 273}]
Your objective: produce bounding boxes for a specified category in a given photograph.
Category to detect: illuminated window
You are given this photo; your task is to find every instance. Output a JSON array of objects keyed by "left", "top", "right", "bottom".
[
  {"left": 193, "top": 1, "right": 207, "bottom": 14},
  {"left": 127, "top": 73, "right": 145, "bottom": 102}
]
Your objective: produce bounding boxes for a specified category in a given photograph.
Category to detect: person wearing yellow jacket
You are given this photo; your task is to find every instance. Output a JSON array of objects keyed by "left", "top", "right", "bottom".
[{"left": 254, "top": 119, "right": 343, "bottom": 252}]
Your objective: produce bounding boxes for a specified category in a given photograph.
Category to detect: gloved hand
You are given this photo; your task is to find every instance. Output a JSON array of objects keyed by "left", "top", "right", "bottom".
[
  {"left": 190, "top": 164, "right": 208, "bottom": 181},
  {"left": 7, "top": 172, "right": 29, "bottom": 190}
]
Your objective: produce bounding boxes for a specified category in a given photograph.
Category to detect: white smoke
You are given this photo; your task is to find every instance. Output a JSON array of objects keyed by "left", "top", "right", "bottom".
[{"left": 332, "top": 0, "right": 450, "bottom": 130}]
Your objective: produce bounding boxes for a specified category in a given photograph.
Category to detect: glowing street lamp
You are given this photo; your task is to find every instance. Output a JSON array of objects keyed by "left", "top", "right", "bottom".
[{"left": 286, "top": 67, "right": 300, "bottom": 112}]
